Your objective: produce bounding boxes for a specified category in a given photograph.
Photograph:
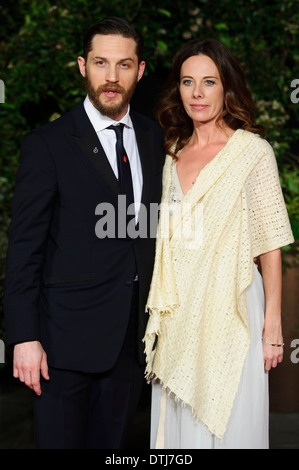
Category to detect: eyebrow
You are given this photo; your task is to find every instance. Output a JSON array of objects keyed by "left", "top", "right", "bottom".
[
  {"left": 181, "top": 75, "right": 219, "bottom": 80},
  {"left": 93, "top": 56, "right": 135, "bottom": 63}
]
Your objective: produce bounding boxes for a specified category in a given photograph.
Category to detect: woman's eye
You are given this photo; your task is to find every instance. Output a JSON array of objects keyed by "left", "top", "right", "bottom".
[
  {"left": 205, "top": 80, "right": 215, "bottom": 85},
  {"left": 182, "top": 79, "right": 192, "bottom": 86}
]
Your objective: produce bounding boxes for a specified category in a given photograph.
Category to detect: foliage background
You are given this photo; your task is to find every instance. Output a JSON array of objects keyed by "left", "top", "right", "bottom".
[{"left": 0, "top": 0, "right": 298, "bottom": 341}]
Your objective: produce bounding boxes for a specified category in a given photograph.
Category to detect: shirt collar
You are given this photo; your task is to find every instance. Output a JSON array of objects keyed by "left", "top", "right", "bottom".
[{"left": 84, "top": 95, "right": 132, "bottom": 132}]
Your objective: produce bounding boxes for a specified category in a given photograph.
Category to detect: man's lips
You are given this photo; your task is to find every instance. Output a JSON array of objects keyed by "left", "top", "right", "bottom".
[
  {"left": 103, "top": 91, "right": 120, "bottom": 98},
  {"left": 99, "top": 86, "right": 124, "bottom": 99}
]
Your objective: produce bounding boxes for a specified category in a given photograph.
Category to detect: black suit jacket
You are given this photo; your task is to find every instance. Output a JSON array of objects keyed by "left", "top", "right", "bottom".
[{"left": 4, "top": 101, "right": 165, "bottom": 372}]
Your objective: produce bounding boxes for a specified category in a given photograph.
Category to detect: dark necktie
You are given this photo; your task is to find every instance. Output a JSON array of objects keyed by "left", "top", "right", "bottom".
[{"left": 108, "top": 124, "right": 134, "bottom": 210}]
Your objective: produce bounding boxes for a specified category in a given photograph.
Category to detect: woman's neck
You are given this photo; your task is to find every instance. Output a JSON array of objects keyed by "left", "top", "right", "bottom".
[{"left": 190, "top": 120, "right": 233, "bottom": 148}]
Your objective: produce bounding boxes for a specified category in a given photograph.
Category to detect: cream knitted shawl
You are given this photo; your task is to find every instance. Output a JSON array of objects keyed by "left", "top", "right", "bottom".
[{"left": 144, "top": 129, "right": 294, "bottom": 440}]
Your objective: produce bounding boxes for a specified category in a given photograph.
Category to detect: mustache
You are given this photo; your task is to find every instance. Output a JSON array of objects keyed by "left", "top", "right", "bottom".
[{"left": 96, "top": 84, "right": 125, "bottom": 94}]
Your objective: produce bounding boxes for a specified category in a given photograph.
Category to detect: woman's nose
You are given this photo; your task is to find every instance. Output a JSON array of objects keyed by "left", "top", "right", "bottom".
[{"left": 192, "top": 84, "right": 203, "bottom": 98}]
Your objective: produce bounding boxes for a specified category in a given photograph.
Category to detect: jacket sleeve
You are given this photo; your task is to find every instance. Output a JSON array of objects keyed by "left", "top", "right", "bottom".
[{"left": 4, "top": 130, "right": 58, "bottom": 346}]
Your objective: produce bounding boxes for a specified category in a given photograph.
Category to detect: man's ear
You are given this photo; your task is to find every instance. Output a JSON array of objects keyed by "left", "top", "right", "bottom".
[
  {"left": 77, "top": 56, "right": 86, "bottom": 78},
  {"left": 137, "top": 60, "right": 146, "bottom": 82}
]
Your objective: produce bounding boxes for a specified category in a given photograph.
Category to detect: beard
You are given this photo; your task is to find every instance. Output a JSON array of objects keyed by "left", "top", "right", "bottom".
[{"left": 85, "top": 74, "right": 138, "bottom": 118}]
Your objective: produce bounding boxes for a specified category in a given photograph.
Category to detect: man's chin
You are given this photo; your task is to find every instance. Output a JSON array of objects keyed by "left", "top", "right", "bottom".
[{"left": 90, "top": 97, "right": 128, "bottom": 119}]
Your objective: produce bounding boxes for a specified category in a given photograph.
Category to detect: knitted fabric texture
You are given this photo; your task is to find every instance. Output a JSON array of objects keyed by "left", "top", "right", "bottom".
[{"left": 143, "top": 129, "right": 294, "bottom": 440}]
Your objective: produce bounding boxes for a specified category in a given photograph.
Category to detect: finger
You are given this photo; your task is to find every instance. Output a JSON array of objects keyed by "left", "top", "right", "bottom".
[
  {"left": 30, "top": 369, "right": 42, "bottom": 396},
  {"left": 271, "top": 358, "right": 278, "bottom": 369},
  {"left": 264, "top": 359, "right": 272, "bottom": 372},
  {"left": 23, "top": 367, "right": 34, "bottom": 389},
  {"left": 16, "top": 366, "right": 25, "bottom": 383},
  {"left": 40, "top": 354, "right": 49, "bottom": 381},
  {"left": 277, "top": 353, "right": 283, "bottom": 363},
  {"left": 272, "top": 347, "right": 283, "bottom": 367},
  {"left": 277, "top": 347, "right": 284, "bottom": 360},
  {"left": 13, "top": 365, "right": 20, "bottom": 379},
  {"left": 13, "top": 356, "right": 22, "bottom": 379}
]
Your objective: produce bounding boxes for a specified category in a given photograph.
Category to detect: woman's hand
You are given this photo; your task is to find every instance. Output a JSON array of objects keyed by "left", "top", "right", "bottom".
[{"left": 262, "top": 326, "right": 284, "bottom": 371}]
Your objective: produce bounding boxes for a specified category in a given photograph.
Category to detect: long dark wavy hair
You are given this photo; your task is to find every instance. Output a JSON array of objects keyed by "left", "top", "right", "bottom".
[{"left": 157, "top": 38, "right": 264, "bottom": 159}]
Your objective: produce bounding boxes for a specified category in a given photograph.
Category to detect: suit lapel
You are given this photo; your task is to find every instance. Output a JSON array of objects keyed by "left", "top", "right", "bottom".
[
  {"left": 72, "top": 126, "right": 120, "bottom": 195},
  {"left": 66, "top": 101, "right": 120, "bottom": 205},
  {"left": 67, "top": 102, "right": 153, "bottom": 211}
]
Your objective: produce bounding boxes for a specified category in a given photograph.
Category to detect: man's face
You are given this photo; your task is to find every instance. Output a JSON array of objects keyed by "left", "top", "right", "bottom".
[{"left": 78, "top": 34, "right": 145, "bottom": 120}]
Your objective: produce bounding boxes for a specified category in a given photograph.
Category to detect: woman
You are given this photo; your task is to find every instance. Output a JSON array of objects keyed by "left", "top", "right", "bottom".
[{"left": 143, "top": 39, "right": 294, "bottom": 449}]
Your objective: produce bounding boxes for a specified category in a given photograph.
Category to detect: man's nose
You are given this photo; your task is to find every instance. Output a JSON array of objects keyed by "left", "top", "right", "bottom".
[{"left": 105, "top": 65, "right": 119, "bottom": 82}]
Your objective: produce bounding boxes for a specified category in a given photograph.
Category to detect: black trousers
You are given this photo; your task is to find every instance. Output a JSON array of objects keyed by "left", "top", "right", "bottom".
[{"left": 33, "top": 283, "right": 144, "bottom": 449}]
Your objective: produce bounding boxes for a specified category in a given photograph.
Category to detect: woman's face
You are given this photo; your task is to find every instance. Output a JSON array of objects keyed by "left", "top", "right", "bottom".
[{"left": 179, "top": 54, "right": 224, "bottom": 125}]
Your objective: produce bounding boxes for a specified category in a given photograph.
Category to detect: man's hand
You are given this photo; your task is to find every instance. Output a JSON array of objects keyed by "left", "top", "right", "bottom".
[{"left": 13, "top": 341, "right": 49, "bottom": 395}]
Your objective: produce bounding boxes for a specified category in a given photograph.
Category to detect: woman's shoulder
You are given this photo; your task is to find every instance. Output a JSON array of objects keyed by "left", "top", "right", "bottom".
[{"left": 237, "top": 129, "right": 274, "bottom": 155}]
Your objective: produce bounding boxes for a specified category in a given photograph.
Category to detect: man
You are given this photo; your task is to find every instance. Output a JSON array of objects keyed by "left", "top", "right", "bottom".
[{"left": 4, "top": 17, "right": 164, "bottom": 449}]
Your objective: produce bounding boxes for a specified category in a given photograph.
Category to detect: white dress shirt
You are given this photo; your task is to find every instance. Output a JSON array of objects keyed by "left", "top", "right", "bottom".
[{"left": 83, "top": 95, "right": 143, "bottom": 220}]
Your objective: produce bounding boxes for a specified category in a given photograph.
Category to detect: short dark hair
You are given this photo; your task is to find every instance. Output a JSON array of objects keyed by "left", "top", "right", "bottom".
[{"left": 82, "top": 17, "right": 144, "bottom": 62}]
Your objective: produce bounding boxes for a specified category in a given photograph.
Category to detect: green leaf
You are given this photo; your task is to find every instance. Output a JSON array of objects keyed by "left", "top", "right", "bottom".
[
  {"left": 157, "top": 40, "right": 168, "bottom": 52},
  {"left": 215, "top": 23, "right": 228, "bottom": 31},
  {"left": 157, "top": 9, "right": 171, "bottom": 18}
]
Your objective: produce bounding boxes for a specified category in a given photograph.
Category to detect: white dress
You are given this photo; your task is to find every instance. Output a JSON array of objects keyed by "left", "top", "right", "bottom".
[{"left": 150, "top": 164, "right": 269, "bottom": 449}]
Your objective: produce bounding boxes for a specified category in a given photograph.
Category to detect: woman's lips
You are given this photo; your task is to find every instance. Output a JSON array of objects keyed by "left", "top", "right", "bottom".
[{"left": 190, "top": 104, "right": 208, "bottom": 110}]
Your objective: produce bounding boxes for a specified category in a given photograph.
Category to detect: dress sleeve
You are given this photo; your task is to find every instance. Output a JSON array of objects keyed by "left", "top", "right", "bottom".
[{"left": 245, "top": 139, "right": 294, "bottom": 258}]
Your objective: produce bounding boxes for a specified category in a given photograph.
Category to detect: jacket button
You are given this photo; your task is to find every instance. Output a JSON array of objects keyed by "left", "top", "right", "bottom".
[{"left": 126, "top": 281, "right": 133, "bottom": 287}]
